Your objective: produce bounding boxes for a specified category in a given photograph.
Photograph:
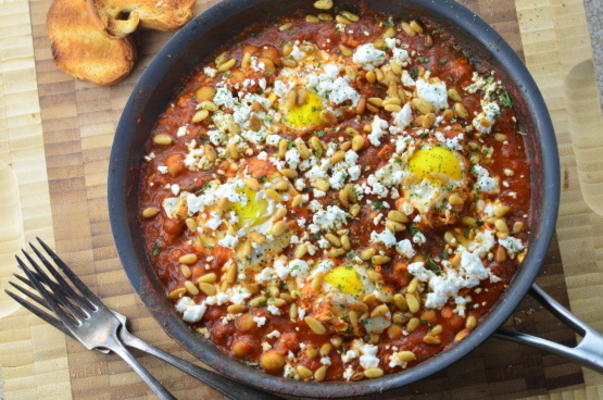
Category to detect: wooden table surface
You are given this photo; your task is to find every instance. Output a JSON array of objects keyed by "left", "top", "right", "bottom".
[{"left": 1, "top": 0, "right": 602, "bottom": 399}]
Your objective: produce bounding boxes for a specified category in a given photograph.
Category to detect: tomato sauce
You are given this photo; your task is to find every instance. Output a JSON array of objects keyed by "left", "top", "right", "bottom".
[{"left": 138, "top": 4, "right": 530, "bottom": 381}]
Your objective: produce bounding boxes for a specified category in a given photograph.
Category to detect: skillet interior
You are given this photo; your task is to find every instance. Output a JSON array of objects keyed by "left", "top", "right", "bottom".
[{"left": 108, "top": 0, "right": 559, "bottom": 397}]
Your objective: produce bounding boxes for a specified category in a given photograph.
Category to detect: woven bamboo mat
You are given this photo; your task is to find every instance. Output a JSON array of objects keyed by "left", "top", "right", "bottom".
[{"left": 0, "top": 0, "right": 601, "bottom": 398}]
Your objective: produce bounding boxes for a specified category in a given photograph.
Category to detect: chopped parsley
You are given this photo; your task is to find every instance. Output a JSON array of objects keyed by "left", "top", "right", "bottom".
[
  {"left": 417, "top": 57, "right": 430, "bottom": 63},
  {"left": 426, "top": 257, "right": 442, "bottom": 274},
  {"left": 499, "top": 89, "right": 513, "bottom": 107},
  {"left": 439, "top": 58, "right": 448, "bottom": 64},
  {"left": 151, "top": 242, "right": 162, "bottom": 257},
  {"left": 408, "top": 224, "right": 419, "bottom": 235},
  {"left": 372, "top": 200, "right": 384, "bottom": 210}
]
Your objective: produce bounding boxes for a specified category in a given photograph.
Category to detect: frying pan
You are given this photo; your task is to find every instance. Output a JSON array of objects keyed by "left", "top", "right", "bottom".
[{"left": 108, "top": 0, "right": 603, "bottom": 397}]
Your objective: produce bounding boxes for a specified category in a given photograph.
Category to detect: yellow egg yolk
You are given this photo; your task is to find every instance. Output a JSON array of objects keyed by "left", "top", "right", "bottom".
[
  {"left": 324, "top": 266, "right": 363, "bottom": 295},
  {"left": 231, "top": 187, "right": 269, "bottom": 225},
  {"left": 408, "top": 146, "right": 462, "bottom": 182},
  {"left": 284, "top": 91, "right": 324, "bottom": 128}
]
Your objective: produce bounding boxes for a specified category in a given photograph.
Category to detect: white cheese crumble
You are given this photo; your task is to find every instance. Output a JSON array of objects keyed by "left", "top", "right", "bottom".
[
  {"left": 416, "top": 78, "right": 448, "bottom": 110},
  {"left": 352, "top": 43, "right": 386, "bottom": 70},
  {"left": 371, "top": 229, "right": 397, "bottom": 248},
  {"left": 472, "top": 165, "right": 499, "bottom": 193},
  {"left": 396, "top": 239, "right": 416, "bottom": 259},
  {"left": 368, "top": 115, "right": 389, "bottom": 146}
]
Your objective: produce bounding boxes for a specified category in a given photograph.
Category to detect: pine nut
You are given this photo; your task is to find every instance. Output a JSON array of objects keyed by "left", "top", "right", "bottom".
[
  {"left": 168, "top": 287, "right": 186, "bottom": 299},
  {"left": 198, "top": 282, "right": 216, "bottom": 296},
  {"left": 387, "top": 210, "right": 408, "bottom": 223},
  {"left": 293, "top": 243, "right": 307, "bottom": 259},
  {"left": 313, "top": 0, "right": 332, "bottom": 9},
  {"left": 142, "top": 207, "right": 160, "bottom": 218},
  {"left": 447, "top": 88, "right": 462, "bottom": 102},
  {"left": 396, "top": 350, "right": 416, "bottom": 362},
  {"left": 325, "top": 233, "right": 340, "bottom": 247},
  {"left": 198, "top": 273, "right": 217, "bottom": 283},
  {"left": 393, "top": 293, "right": 407, "bottom": 311},
  {"left": 153, "top": 134, "right": 173, "bottom": 146},
  {"left": 328, "top": 248, "right": 346, "bottom": 258},
  {"left": 360, "top": 248, "right": 376, "bottom": 260},
  {"left": 227, "top": 304, "right": 246, "bottom": 314},
  {"left": 364, "top": 367, "right": 384, "bottom": 379},
  {"left": 466, "top": 315, "right": 477, "bottom": 329},
  {"left": 304, "top": 316, "right": 327, "bottom": 334},
  {"left": 371, "top": 255, "right": 391, "bottom": 265},
  {"left": 297, "top": 365, "right": 313, "bottom": 380},
  {"left": 406, "top": 293, "right": 420, "bottom": 313},
  {"left": 179, "top": 253, "right": 198, "bottom": 265},
  {"left": 340, "top": 235, "right": 351, "bottom": 250},
  {"left": 217, "top": 58, "right": 236, "bottom": 72},
  {"left": 192, "top": 109, "right": 209, "bottom": 123},
  {"left": 271, "top": 220, "right": 289, "bottom": 236},
  {"left": 314, "top": 365, "right": 328, "bottom": 381}
]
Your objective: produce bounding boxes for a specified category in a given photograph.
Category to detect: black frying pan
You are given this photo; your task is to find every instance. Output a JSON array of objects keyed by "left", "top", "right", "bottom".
[{"left": 108, "top": 0, "right": 603, "bottom": 398}]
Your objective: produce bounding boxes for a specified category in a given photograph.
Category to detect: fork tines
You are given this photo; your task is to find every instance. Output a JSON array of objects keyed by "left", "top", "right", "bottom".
[{"left": 5, "top": 238, "right": 99, "bottom": 331}]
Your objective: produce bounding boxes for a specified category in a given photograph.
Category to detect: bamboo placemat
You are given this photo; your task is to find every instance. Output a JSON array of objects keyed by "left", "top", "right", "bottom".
[{"left": 0, "top": 0, "right": 601, "bottom": 399}]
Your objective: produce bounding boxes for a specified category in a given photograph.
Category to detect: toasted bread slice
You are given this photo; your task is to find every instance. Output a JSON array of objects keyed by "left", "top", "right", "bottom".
[
  {"left": 87, "top": 0, "right": 195, "bottom": 38},
  {"left": 47, "top": 0, "right": 136, "bottom": 86}
]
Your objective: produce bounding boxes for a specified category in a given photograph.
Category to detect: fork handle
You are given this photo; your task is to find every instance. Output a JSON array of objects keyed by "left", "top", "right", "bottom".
[
  {"left": 107, "top": 335, "right": 177, "bottom": 400},
  {"left": 120, "top": 330, "right": 282, "bottom": 400}
]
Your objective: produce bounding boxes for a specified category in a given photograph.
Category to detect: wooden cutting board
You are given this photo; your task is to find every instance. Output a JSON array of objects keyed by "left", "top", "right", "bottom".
[{"left": 1, "top": 0, "right": 602, "bottom": 399}]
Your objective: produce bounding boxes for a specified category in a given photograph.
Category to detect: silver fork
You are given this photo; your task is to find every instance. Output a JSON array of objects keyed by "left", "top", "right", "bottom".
[{"left": 5, "top": 238, "right": 281, "bottom": 400}]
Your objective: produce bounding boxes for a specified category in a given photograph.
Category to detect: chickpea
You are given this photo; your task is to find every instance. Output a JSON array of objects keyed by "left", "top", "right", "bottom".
[
  {"left": 163, "top": 219, "right": 184, "bottom": 235},
  {"left": 260, "top": 350, "right": 285, "bottom": 372},
  {"left": 257, "top": 58, "right": 276, "bottom": 75},
  {"left": 165, "top": 153, "right": 184, "bottom": 177},
  {"left": 231, "top": 336, "right": 256, "bottom": 358},
  {"left": 386, "top": 324, "right": 403, "bottom": 340},
  {"left": 419, "top": 309, "right": 437, "bottom": 325},
  {"left": 235, "top": 313, "right": 256, "bottom": 332},
  {"left": 195, "top": 86, "right": 215, "bottom": 102},
  {"left": 260, "top": 45, "right": 281, "bottom": 64},
  {"left": 242, "top": 44, "right": 260, "bottom": 56}
]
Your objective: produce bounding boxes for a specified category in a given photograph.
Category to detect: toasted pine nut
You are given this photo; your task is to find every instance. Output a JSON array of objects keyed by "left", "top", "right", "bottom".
[
  {"left": 280, "top": 168, "right": 298, "bottom": 179},
  {"left": 179, "top": 253, "right": 198, "bottom": 265},
  {"left": 227, "top": 304, "right": 246, "bottom": 314},
  {"left": 313, "top": 0, "right": 332, "bottom": 9},
  {"left": 304, "top": 316, "right": 327, "bottom": 334},
  {"left": 406, "top": 293, "right": 420, "bottom": 313},
  {"left": 142, "top": 207, "right": 160, "bottom": 218},
  {"left": 198, "top": 273, "right": 217, "bottom": 283},
  {"left": 153, "top": 134, "right": 173, "bottom": 146},
  {"left": 364, "top": 367, "right": 384, "bottom": 379},
  {"left": 314, "top": 365, "right": 328, "bottom": 382},
  {"left": 387, "top": 210, "right": 408, "bottom": 223},
  {"left": 371, "top": 255, "right": 391, "bottom": 265},
  {"left": 198, "top": 282, "right": 216, "bottom": 296},
  {"left": 168, "top": 287, "right": 186, "bottom": 299},
  {"left": 217, "top": 58, "right": 236, "bottom": 72},
  {"left": 271, "top": 220, "right": 289, "bottom": 236},
  {"left": 192, "top": 109, "right": 209, "bottom": 123},
  {"left": 360, "top": 248, "right": 376, "bottom": 260}
]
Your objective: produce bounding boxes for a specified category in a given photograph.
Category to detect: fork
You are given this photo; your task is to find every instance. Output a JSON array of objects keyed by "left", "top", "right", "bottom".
[{"left": 5, "top": 238, "right": 282, "bottom": 400}]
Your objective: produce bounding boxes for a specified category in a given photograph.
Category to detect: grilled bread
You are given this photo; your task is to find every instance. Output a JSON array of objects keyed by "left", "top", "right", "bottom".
[
  {"left": 47, "top": 0, "right": 136, "bottom": 86},
  {"left": 87, "top": 0, "right": 196, "bottom": 38}
]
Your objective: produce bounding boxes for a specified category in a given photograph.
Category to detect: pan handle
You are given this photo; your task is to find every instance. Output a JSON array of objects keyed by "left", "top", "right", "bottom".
[{"left": 494, "top": 284, "right": 603, "bottom": 373}]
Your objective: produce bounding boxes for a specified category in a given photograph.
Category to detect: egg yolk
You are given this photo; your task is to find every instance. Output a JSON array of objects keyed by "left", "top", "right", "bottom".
[
  {"left": 324, "top": 266, "right": 363, "bottom": 295},
  {"left": 232, "top": 187, "right": 268, "bottom": 225},
  {"left": 284, "top": 91, "right": 324, "bottom": 128},
  {"left": 408, "top": 146, "right": 462, "bottom": 182}
]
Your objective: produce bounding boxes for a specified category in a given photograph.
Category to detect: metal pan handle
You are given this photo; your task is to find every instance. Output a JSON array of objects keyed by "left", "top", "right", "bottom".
[{"left": 494, "top": 284, "right": 603, "bottom": 373}]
